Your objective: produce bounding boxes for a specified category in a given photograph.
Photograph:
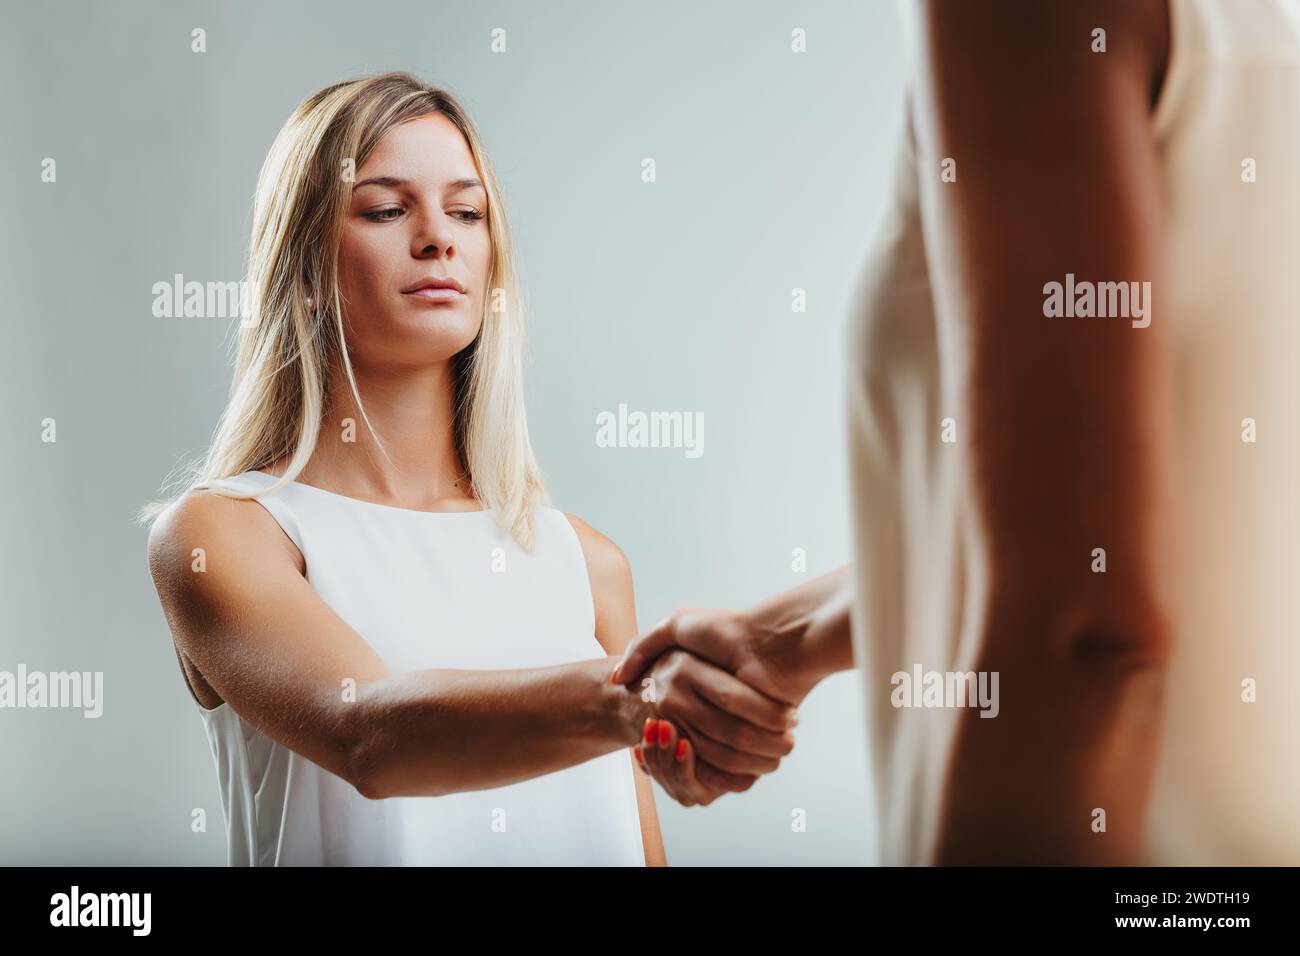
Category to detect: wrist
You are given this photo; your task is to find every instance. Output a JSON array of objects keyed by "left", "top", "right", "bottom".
[
  {"left": 746, "top": 571, "right": 854, "bottom": 703},
  {"left": 799, "top": 588, "right": 854, "bottom": 688},
  {"left": 592, "top": 658, "right": 652, "bottom": 746}
]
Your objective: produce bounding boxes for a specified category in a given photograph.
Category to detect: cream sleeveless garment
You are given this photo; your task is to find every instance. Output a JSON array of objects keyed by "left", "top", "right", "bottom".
[
  {"left": 188, "top": 470, "right": 645, "bottom": 866},
  {"left": 848, "top": 0, "right": 1300, "bottom": 865}
]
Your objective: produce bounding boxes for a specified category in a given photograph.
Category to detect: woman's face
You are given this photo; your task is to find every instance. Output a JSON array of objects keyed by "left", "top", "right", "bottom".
[{"left": 336, "top": 112, "right": 492, "bottom": 370}]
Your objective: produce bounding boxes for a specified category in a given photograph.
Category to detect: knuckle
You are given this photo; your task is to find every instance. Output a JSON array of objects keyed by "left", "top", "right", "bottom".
[
  {"left": 711, "top": 752, "right": 742, "bottom": 774},
  {"left": 720, "top": 611, "right": 747, "bottom": 643},
  {"left": 654, "top": 655, "right": 680, "bottom": 681},
  {"left": 735, "top": 725, "right": 760, "bottom": 752},
  {"left": 722, "top": 727, "right": 749, "bottom": 754}
]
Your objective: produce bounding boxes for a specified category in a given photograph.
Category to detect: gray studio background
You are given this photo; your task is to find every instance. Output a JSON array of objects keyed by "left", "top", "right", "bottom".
[{"left": 0, "top": 0, "right": 904, "bottom": 864}]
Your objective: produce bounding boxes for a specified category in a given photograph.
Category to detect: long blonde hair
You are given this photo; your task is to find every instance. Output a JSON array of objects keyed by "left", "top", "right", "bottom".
[{"left": 138, "top": 72, "right": 549, "bottom": 551}]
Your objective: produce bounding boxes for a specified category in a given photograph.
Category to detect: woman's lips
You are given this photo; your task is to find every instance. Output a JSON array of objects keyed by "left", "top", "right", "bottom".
[{"left": 404, "top": 287, "right": 464, "bottom": 301}]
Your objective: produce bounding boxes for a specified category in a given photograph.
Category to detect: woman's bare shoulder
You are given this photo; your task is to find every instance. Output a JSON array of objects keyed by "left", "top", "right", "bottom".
[
  {"left": 147, "top": 484, "right": 304, "bottom": 593},
  {"left": 561, "top": 513, "right": 636, "bottom": 653},
  {"left": 146, "top": 486, "right": 303, "bottom": 711},
  {"left": 561, "top": 513, "right": 631, "bottom": 582}
]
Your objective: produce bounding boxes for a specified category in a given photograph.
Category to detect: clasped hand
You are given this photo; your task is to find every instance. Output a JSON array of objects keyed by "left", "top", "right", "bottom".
[{"left": 609, "top": 606, "right": 815, "bottom": 807}]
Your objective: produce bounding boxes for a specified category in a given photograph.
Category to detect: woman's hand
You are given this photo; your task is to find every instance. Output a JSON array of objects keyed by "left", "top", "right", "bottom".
[
  {"left": 612, "top": 604, "right": 828, "bottom": 709},
  {"left": 633, "top": 718, "right": 758, "bottom": 807},
  {"left": 610, "top": 573, "right": 856, "bottom": 808},
  {"left": 635, "top": 647, "right": 797, "bottom": 776},
  {"left": 619, "top": 646, "right": 797, "bottom": 806}
]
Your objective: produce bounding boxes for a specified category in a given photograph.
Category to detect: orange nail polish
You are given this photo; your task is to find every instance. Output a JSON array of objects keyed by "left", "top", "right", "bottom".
[
  {"left": 657, "top": 721, "right": 671, "bottom": 748},
  {"left": 675, "top": 739, "right": 687, "bottom": 761},
  {"left": 643, "top": 719, "right": 657, "bottom": 745}
]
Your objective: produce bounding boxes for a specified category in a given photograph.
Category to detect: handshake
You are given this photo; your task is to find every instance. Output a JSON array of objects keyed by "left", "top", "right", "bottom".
[{"left": 607, "top": 567, "right": 854, "bottom": 807}]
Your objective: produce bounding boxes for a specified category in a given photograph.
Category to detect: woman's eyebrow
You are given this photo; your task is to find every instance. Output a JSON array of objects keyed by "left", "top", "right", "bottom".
[{"left": 353, "top": 175, "right": 485, "bottom": 193}]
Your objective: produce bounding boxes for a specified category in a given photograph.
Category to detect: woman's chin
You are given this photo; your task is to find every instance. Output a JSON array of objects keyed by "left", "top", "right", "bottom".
[{"left": 356, "top": 316, "right": 481, "bottom": 365}]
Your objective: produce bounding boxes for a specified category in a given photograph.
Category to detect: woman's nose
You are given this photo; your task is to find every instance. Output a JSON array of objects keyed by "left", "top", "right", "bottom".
[{"left": 412, "top": 213, "right": 455, "bottom": 258}]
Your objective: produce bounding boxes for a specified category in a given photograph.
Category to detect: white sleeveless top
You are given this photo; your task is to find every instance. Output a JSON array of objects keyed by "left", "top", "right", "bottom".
[
  {"left": 189, "top": 470, "right": 645, "bottom": 866},
  {"left": 848, "top": 0, "right": 1300, "bottom": 865}
]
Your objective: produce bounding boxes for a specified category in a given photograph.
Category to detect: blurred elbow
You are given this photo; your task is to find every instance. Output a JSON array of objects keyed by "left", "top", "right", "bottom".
[
  {"left": 1062, "top": 605, "right": 1174, "bottom": 673},
  {"left": 1049, "top": 594, "right": 1175, "bottom": 675},
  {"left": 982, "top": 580, "right": 1175, "bottom": 676}
]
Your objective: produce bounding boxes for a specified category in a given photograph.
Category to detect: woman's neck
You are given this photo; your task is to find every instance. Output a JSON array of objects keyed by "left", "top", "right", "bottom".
[{"left": 270, "top": 357, "right": 475, "bottom": 510}]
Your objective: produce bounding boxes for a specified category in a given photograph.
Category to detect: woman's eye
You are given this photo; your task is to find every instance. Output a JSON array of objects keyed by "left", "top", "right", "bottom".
[{"left": 361, "top": 207, "right": 483, "bottom": 223}]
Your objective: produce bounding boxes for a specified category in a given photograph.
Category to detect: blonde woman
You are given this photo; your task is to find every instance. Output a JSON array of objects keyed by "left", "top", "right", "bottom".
[{"left": 141, "top": 73, "right": 797, "bottom": 866}]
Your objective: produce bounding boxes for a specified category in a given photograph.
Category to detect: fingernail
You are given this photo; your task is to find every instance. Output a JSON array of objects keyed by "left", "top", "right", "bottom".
[
  {"left": 787, "top": 711, "right": 800, "bottom": 728},
  {"left": 608, "top": 666, "right": 620, "bottom": 684},
  {"left": 675, "top": 739, "right": 687, "bottom": 762},
  {"left": 634, "top": 748, "right": 647, "bottom": 771},
  {"left": 643, "top": 719, "right": 656, "bottom": 745},
  {"left": 657, "top": 721, "right": 671, "bottom": 748}
]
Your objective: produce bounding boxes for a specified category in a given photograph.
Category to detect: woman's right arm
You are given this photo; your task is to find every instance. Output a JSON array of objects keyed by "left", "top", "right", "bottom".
[
  {"left": 148, "top": 489, "right": 788, "bottom": 799},
  {"left": 147, "top": 489, "right": 648, "bottom": 799}
]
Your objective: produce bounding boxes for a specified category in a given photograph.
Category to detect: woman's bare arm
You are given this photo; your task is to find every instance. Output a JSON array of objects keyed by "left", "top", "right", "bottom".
[
  {"left": 147, "top": 490, "right": 651, "bottom": 799},
  {"left": 910, "top": 0, "right": 1175, "bottom": 863},
  {"left": 565, "top": 512, "right": 666, "bottom": 866}
]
